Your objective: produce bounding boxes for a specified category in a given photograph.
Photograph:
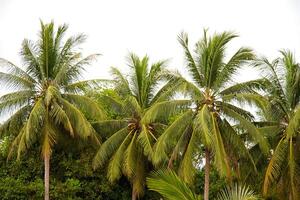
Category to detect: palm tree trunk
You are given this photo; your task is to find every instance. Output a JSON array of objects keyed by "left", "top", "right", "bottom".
[
  {"left": 132, "top": 190, "right": 137, "bottom": 200},
  {"left": 44, "top": 154, "right": 50, "bottom": 200},
  {"left": 204, "top": 148, "right": 210, "bottom": 200}
]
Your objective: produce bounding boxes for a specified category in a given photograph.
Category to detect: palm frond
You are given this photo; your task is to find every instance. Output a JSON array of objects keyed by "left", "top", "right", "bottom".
[
  {"left": 263, "top": 137, "right": 288, "bottom": 196},
  {"left": 178, "top": 129, "right": 199, "bottom": 184},
  {"left": 222, "top": 93, "right": 268, "bottom": 111},
  {"left": 142, "top": 100, "right": 191, "bottom": 123},
  {"left": 110, "top": 67, "right": 131, "bottom": 95},
  {"left": 211, "top": 116, "right": 231, "bottom": 178},
  {"left": 92, "top": 120, "right": 127, "bottom": 138},
  {"left": 0, "top": 58, "right": 36, "bottom": 84},
  {"left": 194, "top": 105, "right": 214, "bottom": 147},
  {"left": 220, "top": 119, "right": 257, "bottom": 173},
  {"left": 107, "top": 132, "right": 132, "bottom": 182},
  {"left": 162, "top": 70, "right": 204, "bottom": 99},
  {"left": 59, "top": 98, "right": 98, "bottom": 142},
  {"left": 137, "top": 125, "right": 155, "bottom": 158},
  {"left": 217, "top": 101, "right": 255, "bottom": 121},
  {"left": 219, "top": 78, "right": 270, "bottom": 95},
  {"left": 216, "top": 184, "right": 260, "bottom": 200},
  {"left": 41, "top": 118, "right": 57, "bottom": 157},
  {"left": 124, "top": 96, "right": 142, "bottom": 116},
  {"left": 280, "top": 50, "right": 300, "bottom": 109},
  {"left": 124, "top": 132, "right": 138, "bottom": 178},
  {"left": 145, "top": 60, "right": 167, "bottom": 103},
  {"left": 200, "top": 31, "right": 238, "bottom": 88},
  {"left": 64, "top": 79, "right": 113, "bottom": 93},
  {"left": 222, "top": 106, "right": 269, "bottom": 155},
  {"left": 127, "top": 53, "right": 148, "bottom": 107},
  {"left": 0, "top": 72, "right": 35, "bottom": 90},
  {"left": 132, "top": 153, "right": 147, "bottom": 198},
  {"left": 178, "top": 31, "right": 203, "bottom": 87},
  {"left": 62, "top": 93, "right": 106, "bottom": 120},
  {"left": 152, "top": 110, "right": 193, "bottom": 165},
  {"left": 49, "top": 101, "right": 74, "bottom": 136},
  {"left": 20, "top": 39, "right": 45, "bottom": 81},
  {"left": 24, "top": 98, "right": 46, "bottom": 148},
  {"left": 214, "top": 47, "right": 255, "bottom": 89},
  {"left": 286, "top": 106, "right": 300, "bottom": 138},
  {"left": 92, "top": 127, "right": 128, "bottom": 169},
  {"left": 147, "top": 170, "right": 201, "bottom": 200},
  {"left": 0, "top": 94, "right": 31, "bottom": 116},
  {"left": 0, "top": 105, "right": 31, "bottom": 136}
]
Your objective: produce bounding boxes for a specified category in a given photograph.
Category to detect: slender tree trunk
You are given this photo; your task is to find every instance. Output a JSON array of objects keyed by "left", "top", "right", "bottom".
[
  {"left": 132, "top": 189, "right": 137, "bottom": 200},
  {"left": 44, "top": 154, "right": 50, "bottom": 200},
  {"left": 204, "top": 148, "right": 210, "bottom": 200}
]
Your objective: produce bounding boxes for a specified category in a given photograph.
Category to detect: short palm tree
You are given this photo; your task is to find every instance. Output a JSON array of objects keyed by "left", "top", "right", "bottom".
[
  {"left": 254, "top": 51, "right": 300, "bottom": 199},
  {"left": 147, "top": 170, "right": 259, "bottom": 200},
  {"left": 152, "top": 30, "right": 269, "bottom": 200},
  {"left": 92, "top": 54, "right": 187, "bottom": 200},
  {"left": 0, "top": 21, "right": 105, "bottom": 200}
]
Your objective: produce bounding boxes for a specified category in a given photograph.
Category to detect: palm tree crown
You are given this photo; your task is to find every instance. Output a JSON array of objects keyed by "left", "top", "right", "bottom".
[{"left": 92, "top": 53, "right": 183, "bottom": 199}]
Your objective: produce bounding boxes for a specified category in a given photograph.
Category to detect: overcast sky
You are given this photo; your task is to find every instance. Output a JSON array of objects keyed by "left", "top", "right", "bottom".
[{"left": 0, "top": 0, "right": 300, "bottom": 82}]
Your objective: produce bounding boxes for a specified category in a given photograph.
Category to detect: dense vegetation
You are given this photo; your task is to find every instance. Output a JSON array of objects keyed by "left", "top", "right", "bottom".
[{"left": 0, "top": 21, "right": 299, "bottom": 200}]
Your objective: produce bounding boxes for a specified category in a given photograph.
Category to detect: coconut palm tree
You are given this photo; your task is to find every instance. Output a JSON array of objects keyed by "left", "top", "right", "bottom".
[
  {"left": 253, "top": 51, "right": 300, "bottom": 199},
  {"left": 0, "top": 21, "right": 105, "bottom": 200},
  {"left": 92, "top": 53, "right": 188, "bottom": 200},
  {"left": 152, "top": 30, "right": 269, "bottom": 200},
  {"left": 147, "top": 170, "right": 260, "bottom": 200}
]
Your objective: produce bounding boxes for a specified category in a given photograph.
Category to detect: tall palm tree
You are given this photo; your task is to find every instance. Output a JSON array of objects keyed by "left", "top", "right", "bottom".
[
  {"left": 92, "top": 54, "right": 187, "bottom": 200},
  {"left": 254, "top": 51, "right": 300, "bottom": 199},
  {"left": 152, "top": 30, "right": 269, "bottom": 200},
  {"left": 0, "top": 21, "right": 105, "bottom": 200}
]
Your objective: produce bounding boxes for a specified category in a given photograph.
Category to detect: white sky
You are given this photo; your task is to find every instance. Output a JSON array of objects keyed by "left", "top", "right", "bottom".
[{"left": 0, "top": 0, "right": 300, "bottom": 82}]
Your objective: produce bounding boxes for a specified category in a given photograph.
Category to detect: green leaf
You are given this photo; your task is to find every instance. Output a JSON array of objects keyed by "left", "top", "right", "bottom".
[{"left": 147, "top": 170, "right": 201, "bottom": 200}]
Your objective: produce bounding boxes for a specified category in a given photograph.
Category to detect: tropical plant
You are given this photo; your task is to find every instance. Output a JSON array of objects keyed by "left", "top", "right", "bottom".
[
  {"left": 152, "top": 30, "right": 269, "bottom": 200},
  {"left": 253, "top": 50, "right": 300, "bottom": 199},
  {"left": 92, "top": 53, "right": 187, "bottom": 200},
  {"left": 215, "top": 184, "right": 259, "bottom": 200},
  {"left": 0, "top": 21, "right": 105, "bottom": 200},
  {"left": 147, "top": 170, "right": 202, "bottom": 200},
  {"left": 147, "top": 170, "right": 259, "bottom": 200}
]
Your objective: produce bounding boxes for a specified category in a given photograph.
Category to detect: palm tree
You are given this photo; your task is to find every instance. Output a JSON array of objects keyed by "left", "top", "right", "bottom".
[
  {"left": 152, "top": 30, "right": 269, "bottom": 200},
  {"left": 147, "top": 170, "right": 260, "bottom": 200},
  {"left": 253, "top": 51, "right": 300, "bottom": 199},
  {"left": 0, "top": 21, "right": 105, "bottom": 200},
  {"left": 92, "top": 54, "right": 187, "bottom": 200}
]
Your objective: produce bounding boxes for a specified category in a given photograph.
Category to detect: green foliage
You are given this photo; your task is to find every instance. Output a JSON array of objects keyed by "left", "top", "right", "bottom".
[
  {"left": 147, "top": 169, "right": 259, "bottom": 200},
  {"left": 92, "top": 54, "right": 188, "bottom": 199},
  {"left": 0, "top": 147, "right": 133, "bottom": 200},
  {"left": 1, "top": 22, "right": 300, "bottom": 200},
  {"left": 194, "top": 169, "right": 227, "bottom": 199},
  {"left": 215, "top": 184, "right": 260, "bottom": 200},
  {"left": 154, "top": 30, "right": 264, "bottom": 194},
  {"left": 147, "top": 170, "right": 202, "bottom": 200}
]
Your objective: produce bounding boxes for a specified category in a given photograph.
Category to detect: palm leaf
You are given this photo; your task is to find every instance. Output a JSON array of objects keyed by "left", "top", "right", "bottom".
[
  {"left": 216, "top": 184, "right": 260, "bottom": 200},
  {"left": 93, "top": 127, "right": 128, "bottom": 169},
  {"left": 178, "top": 32, "right": 203, "bottom": 87},
  {"left": 147, "top": 170, "right": 201, "bottom": 200}
]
